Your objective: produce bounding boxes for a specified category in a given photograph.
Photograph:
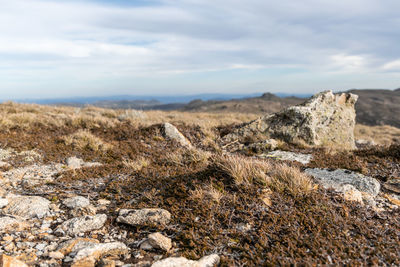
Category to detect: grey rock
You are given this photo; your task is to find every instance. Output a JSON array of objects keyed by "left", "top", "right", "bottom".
[
  {"left": 72, "top": 242, "right": 129, "bottom": 265},
  {"left": 247, "top": 139, "right": 278, "bottom": 153},
  {"left": 4, "top": 195, "right": 50, "bottom": 219},
  {"left": 62, "top": 196, "right": 90, "bottom": 209},
  {"left": 162, "top": 123, "right": 192, "bottom": 147},
  {"left": 0, "top": 216, "right": 28, "bottom": 232},
  {"left": 146, "top": 232, "right": 172, "bottom": 251},
  {"left": 261, "top": 150, "right": 312, "bottom": 164},
  {"left": 305, "top": 168, "right": 380, "bottom": 196},
  {"left": 224, "top": 91, "right": 358, "bottom": 150},
  {"left": 152, "top": 254, "right": 220, "bottom": 267},
  {"left": 117, "top": 208, "right": 171, "bottom": 226},
  {"left": 66, "top": 157, "right": 84, "bottom": 169},
  {"left": 66, "top": 157, "right": 102, "bottom": 169},
  {"left": 0, "top": 198, "right": 8, "bottom": 208},
  {"left": 58, "top": 214, "right": 107, "bottom": 236}
]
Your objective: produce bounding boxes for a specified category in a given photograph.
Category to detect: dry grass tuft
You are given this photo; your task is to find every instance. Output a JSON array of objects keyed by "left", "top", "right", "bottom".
[
  {"left": 213, "top": 154, "right": 271, "bottom": 186},
  {"left": 63, "top": 130, "right": 113, "bottom": 152},
  {"left": 122, "top": 157, "right": 150, "bottom": 171},
  {"left": 214, "top": 154, "right": 315, "bottom": 197},
  {"left": 268, "top": 164, "right": 315, "bottom": 197},
  {"left": 190, "top": 183, "right": 224, "bottom": 204},
  {"left": 165, "top": 148, "right": 211, "bottom": 167}
]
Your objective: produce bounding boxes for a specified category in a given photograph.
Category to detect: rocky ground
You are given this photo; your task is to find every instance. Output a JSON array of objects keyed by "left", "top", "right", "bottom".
[{"left": 0, "top": 97, "right": 399, "bottom": 266}]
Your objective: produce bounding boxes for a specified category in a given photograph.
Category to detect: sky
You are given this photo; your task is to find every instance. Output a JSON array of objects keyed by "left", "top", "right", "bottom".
[{"left": 0, "top": 0, "right": 400, "bottom": 99}]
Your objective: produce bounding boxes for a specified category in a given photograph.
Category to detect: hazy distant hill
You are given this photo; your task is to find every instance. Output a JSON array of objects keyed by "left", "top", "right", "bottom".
[
  {"left": 180, "top": 93, "right": 305, "bottom": 114},
  {"left": 10, "top": 89, "right": 400, "bottom": 127},
  {"left": 348, "top": 89, "right": 400, "bottom": 128}
]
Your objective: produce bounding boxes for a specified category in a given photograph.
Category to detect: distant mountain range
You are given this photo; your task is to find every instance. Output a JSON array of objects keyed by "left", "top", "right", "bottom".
[
  {"left": 4, "top": 89, "right": 400, "bottom": 127},
  {"left": 10, "top": 92, "right": 312, "bottom": 106}
]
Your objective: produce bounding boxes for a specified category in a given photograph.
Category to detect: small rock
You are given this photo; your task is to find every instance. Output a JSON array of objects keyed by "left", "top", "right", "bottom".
[
  {"left": 147, "top": 233, "right": 172, "bottom": 252},
  {"left": 66, "top": 157, "right": 85, "bottom": 169},
  {"left": 70, "top": 205, "right": 97, "bottom": 217},
  {"left": 0, "top": 198, "right": 8, "bottom": 209},
  {"left": 247, "top": 139, "right": 278, "bottom": 153},
  {"left": 99, "top": 258, "right": 116, "bottom": 267},
  {"left": 263, "top": 150, "right": 312, "bottom": 164},
  {"left": 0, "top": 216, "right": 29, "bottom": 232},
  {"left": 97, "top": 199, "right": 111, "bottom": 206},
  {"left": 383, "top": 177, "right": 400, "bottom": 194},
  {"left": 4, "top": 195, "right": 50, "bottom": 219},
  {"left": 117, "top": 209, "right": 171, "bottom": 226},
  {"left": 0, "top": 254, "right": 28, "bottom": 267},
  {"left": 49, "top": 251, "right": 65, "bottom": 259},
  {"left": 58, "top": 214, "right": 107, "bottom": 236},
  {"left": 305, "top": 168, "right": 381, "bottom": 197},
  {"left": 71, "top": 242, "right": 129, "bottom": 267},
  {"left": 63, "top": 196, "right": 91, "bottom": 209},
  {"left": 151, "top": 254, "right": 220, "bottom": 267},
  {"left": 57, "top": 238, "right": 100, "bottom": 255},
  {"left": 162, "top": 123, "right": 192, "bottom": 147},
  {"left": 337, "top": 184, "right": 363, "bottom": 203},
  {"left": 355, "top": 139, "right": 376, "bottom": 148},
  {"left": 2, "top": 235, "right": 13, "bottom": 242}
]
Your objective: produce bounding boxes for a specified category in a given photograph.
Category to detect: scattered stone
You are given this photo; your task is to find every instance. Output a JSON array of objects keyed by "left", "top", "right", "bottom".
[
  {"left": 305, "top": 168, "right": 381, "bottom": 197},
  {"left": 48, "top": 251, "right": 65, "bottom": 259},
  {"left": 97, "top": 199, "right": 111, "bottom": 206},
  {"left": 139, "top": 240, "right": 153, "bottom": 251},
  {"left": 0, "top": 198, "right": 8, "bottom": 209},
  {"left": 4, "top": 195, "right": 50, "bottom": 219},
  {"left": 143, "top": 233, "right": 172, "bottom": 252},
  {"left": 355, "top": 139, "right": 376, "bottom": 148},
  {"left": 0, "top": 216, "right": 29, "bottom": 233},
  {"left": 63, "top": 196, "right": 91, "bottom": 209},
  {"left": 260, "top": 188, "right": 272, "bottom": 207},
  {"left": 57, "top": 238, "right": 100, "bottom": 256},
  {"left": 0, "top": 254, "right": 29, "bottom": 267},
  {"left": 0, "top": 161, "right": 10, "bottom": 169},
  {"left": 261, "top": 150, "right": 312, "bottom": 164},
  {"left": 58, "top": 214, "right": 107, "bottom": 236},
  {"left": 66, "top": 157, "right": 102, "bottom": 170},
  {"left": 99, "top": 258, "right": 116, "bottom": 267},
  {"left": 236, "top": 223, "right": 252, "bottom": 232},
  {"left": 223, "top": 91, "right": 358, "bottom": 149},
  {"left": 384, "top": 194, "right": 400, "bottom": 206},
  {"left": 337, "top": 184, "right": 363, "bottom": 203},
  {"left": 247, "top": 139, "right": 278, "bottom": 153},
  {"left": 71, "top": 242, "right": 129, "bottom": 267},
  {"left": 151, "top": 254, "right": 220, "bottom": 267},
  {"left": 117, "top": 209, "right": 171, "bottom": 226},
  {"left": 2, "top": 164, "right": 63, "bottom": 187},
  {"left": 383, "top": 177, "right": 400, "bottom": 194},
  {"left": 66, "top": 157, "right": 85, "bottom": 169},
  {"left": 0, "top": 188, "right": 5, "bottom": 198},
  {"left": 162, "top": 123, "right": 192, "bottom": 147}
]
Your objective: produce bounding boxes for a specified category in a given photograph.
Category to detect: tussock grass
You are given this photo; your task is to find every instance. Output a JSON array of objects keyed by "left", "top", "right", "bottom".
[
  {"left": 63, "top": 130, "right": 112, "bottom": 152},
  {"left": 122, "top": 157, "right": 150, "bottom": 171},
  {"left": 165, "top": 148, "right": 211, "bottom": 167},
  {"left": 213, "top": 154, "right": 315, "bottom": 197},
  {"left": 190, "top": 183, "right": 224, "bottom": 204},
  {"left": 268, "top": 163, "right": 315, "bottom": 197},
  {"left": 213, "top": 154, "right": 271, "bottom": 186}
]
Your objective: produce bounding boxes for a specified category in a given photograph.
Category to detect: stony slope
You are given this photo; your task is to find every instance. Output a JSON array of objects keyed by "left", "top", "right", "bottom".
[{"left": 0, "top": 102, "right": 398, "bottom": 266}]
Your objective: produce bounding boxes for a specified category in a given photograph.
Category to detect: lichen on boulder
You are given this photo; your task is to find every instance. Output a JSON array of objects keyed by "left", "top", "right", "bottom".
[{"left": 223, "top": 91, "right": 358, "bottom": 150}]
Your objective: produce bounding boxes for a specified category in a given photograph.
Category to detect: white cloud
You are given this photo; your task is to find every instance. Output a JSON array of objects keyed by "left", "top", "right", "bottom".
[{"left": 0, "top": 0, "right": 399, "bottom": 98}]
